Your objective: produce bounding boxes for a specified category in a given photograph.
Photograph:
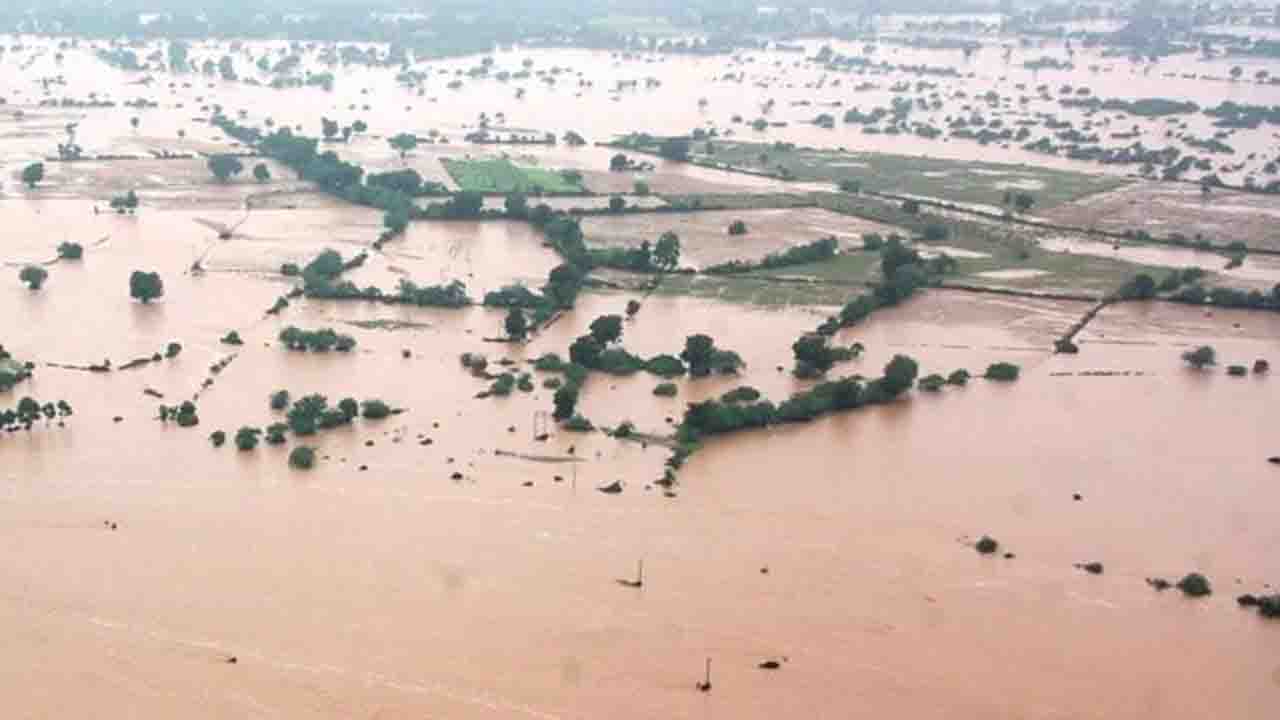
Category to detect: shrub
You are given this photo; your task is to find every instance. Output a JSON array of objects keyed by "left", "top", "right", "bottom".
[
  {"left": 653, "top": 382, "right": 678, "bottom": 397},
  {"left": 917, "top": 374, "right": 946, "bottom": 391},
  {"left": 57, "top": 242, "right": 83, "bottom": 260},
  {"left": 1176, "top": 573, "right": 1212, "bottom": 597},
  {"left": 1227, "top": 364, "right": 1247, "bottom": 376},
  {"left": 270, "top": 390, "right": 291, "bottom": 411},
  {"left": 209, "top": 430, "right": 226, "bottom": 447},
  {"left": 727, "top": 220, "right": 748, "bottom": 236},
  {"left": 165, "top": 342, "right": 182, "bottom": 359},
  {"left": 288, "top": 446, "right": 317, "bottom": 469},
  {"left": 1254, "top": 359, "right": 1269, "bottom": 374},
  {"left": 19, "top": 266, "right": 48, "bottom": 290},
  {"left": 975, "top": 536, "right": 999, "bottom": 554},
  {"left": 984, "top": 362, "right": 1020, "bottom": 381},
  {"left": 645, "top": 354, "right": 685, "bottom": 378},
  {"left": 220, "top": 330, "right": 243, "bottom": 345},
  {"left": 489, "top": 373, "right": 516, "bottom": 396},
  {"left": 563, "top": 414, "right": 594, "bottom": 432},
  {"left": 265, "top": 422, "right": 288, "bottom": 445},
  {"left": 534, "top": 353, "right": 566, "bottom": 372},
  {"left": 946, "top": 369, "right": 970, "bottom": 386},
  {"left": 1181, "top": 345, "right": 1216, "bottom": 369},
  {"left": 234, "top": 426, "right": 261, "bottom": 450},
  {"left": 360, "top": 399, "right": 392, "bottom": 419},
  {"left": 721, "top": 386, "right": 761, "bottom": 404}
]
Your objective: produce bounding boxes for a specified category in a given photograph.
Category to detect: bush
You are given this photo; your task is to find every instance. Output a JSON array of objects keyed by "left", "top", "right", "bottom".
[
  {"left": 288, "top": 446, "right": 317, "bottom": 469},
  {"left": 984, "top": 362, "right": 1020, "bottom": 381},
  {"left": 946, "top": 369, "right": 970, "bottom": 386},
  {"left": 270, "top": 390, "right": 290, "bottom": 411},
  {"left": 234, "top": 426, "right": 261, "bottom": 451},
  {"left": 265, "top": 422, "right": 289, "bottom": 445},
  {"left": 165, "top": 342, "right": 182, "bottom": 359},
  {"left": 645, "top": 354, "right": 686, "bottom": 378},
  {"left": 1227, "top": 364, "right": 1248, "bottom": 376},
  {"left": 721, "top": 386, "right": 761, "bottom": 404},
  {"left": 489, "top": 373, "right": 516, "bottom": 396},
  {"left": 1181, "top": 345, "right": 1216, "bottom": 369},
  {"left": 360, "top": 399, "right": 392, "bottom": 419},
  {"left": 975, "top": 536, "right": 999, "bottom": 554},
  {"left": 1176, "top": 573, "right": 1212, "bottom": 597},
  {"left": 917, "top": 374, "right": 946, "bottom": 391},
  {"left": 534, "top": 353, "right": 566, "bottom": 372},
  {"left": 57, "top": 242, "right": 83, "bottom": 260},
  {"left": 209, "top": 430, "right": 226, "bottom": 447},
  {"left": 220, "top": 330, "right": 243, "bottom": 345},
  {"left": 562, "top": 414, "right": 594, "bottom": 432},
  {"left": 19, "top": 265, "right": 48, "bottom": 290},
  {"left": 653, "top": 382, "right": 678, "bottom": 397},
  {"left": 727, "top": 220, "right": 748, "bottom": 236}
]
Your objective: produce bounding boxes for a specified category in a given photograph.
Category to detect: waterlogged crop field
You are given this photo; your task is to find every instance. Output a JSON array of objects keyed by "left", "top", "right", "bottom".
[
  {"left": 700, "top": 141, "right": 1131, "bottom": 210},
  {"left": 442, "top": 157, "right": 587, "bottom": 194}
]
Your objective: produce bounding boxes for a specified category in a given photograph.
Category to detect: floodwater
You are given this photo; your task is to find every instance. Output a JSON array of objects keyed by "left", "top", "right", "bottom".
[{"left": 3, "top": 31, "right": 1280, "bottom": 720}]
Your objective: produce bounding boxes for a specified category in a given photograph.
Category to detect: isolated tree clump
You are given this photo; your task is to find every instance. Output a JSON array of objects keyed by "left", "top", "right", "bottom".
[
  {"left": 1182, "top": 345, "right": 1216, "bottom": 369},
  {"left": 129, "top": 271, "right": 164, "bottom": 303},
  {"left": 22, "top": 162, "right": 44, "bottom": 189},
  {"left": 19, "top": 266, "right": 47, "bottom": 290},
  {"left": 207, "top": 154, "right": 244, "bottom": 182}
]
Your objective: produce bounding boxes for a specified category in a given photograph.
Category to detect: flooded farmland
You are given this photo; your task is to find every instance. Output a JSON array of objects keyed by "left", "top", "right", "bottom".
[{"left": 2, "top": 3, "right": 1280, "bottom": 719}]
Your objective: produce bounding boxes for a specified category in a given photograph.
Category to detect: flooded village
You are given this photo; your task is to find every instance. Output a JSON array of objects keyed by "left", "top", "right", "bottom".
[{"left": 1, "top": 1, "right": 1279, "bottom": 717}]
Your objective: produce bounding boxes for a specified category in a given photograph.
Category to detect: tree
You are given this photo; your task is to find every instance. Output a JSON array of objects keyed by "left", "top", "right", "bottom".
[
  {"left": 901, "top": 199, "right": 920, "bottom": 214},
  {"left": 505, "top": 308, "right": 528, "bottom": 341},
  {"left": 109, "top": 190, "right": 140, "bottom": 214},
  {"left": 653, "top": 231, "right": 681, "bottom": 271},
  {"left": 19, "top": 266, "right": 47, "bottom": 290},
  {"left": 1182, "top": 345, "right": 1216, "bottom": 369},
  {"left": 881, "top": 354, "right": 919, "bottom": 397},
  {"left": 563, "top": 130, "right": 586, "bottom": 146},
  {"left": 21, "top": 162, "right": 44, "bottom": 189},
  {"left": 659, "top": 137, "right": 690, "bottom": 161},
  {"left": 1013, "top": 192, "right": 1035, "bottom": 213},
  {"left": 728, "top": 220, "right": 748, "bottom": 236},
  {"left": 253, "top": 163, "right": 271, "bottom": 182},
  {"left": 361, "top": 400, "right": 392, "bottom": 419},
  {"left": 792, "top": 333, "right": 836, "bottom": 375},
  {"left": 352, "top": 120, "right": 368, "bottom": 134},
  {"left": 234, "top": 426, "right": 261, "bottom": 451},
  {"left": 208, "top": 154, "right": 244, "bottom": 182},
  {"left": 553, "top": 385, "right": 579, "bottom": 421},
  {"left": 388, "top": 132, "right": 418, "bottom": 159},
  {"left": 504, "top": 192, "right": 528, "bottom": 218},
  {"left": 129, "top": 271, "right": 164, "bottom": 303},
  {"left": 634, "top": 180, "right": 650, "bottom": 196},
  {"left": 569, "top": 335, "right": 604, "bottom": 368},
  {"left": 681, "top": 334, "right": 716, "bottom": 377},
  {"left": 626, "top": 299, "right": 641, "bottom": 317},
  {"left": 1119, "top": 273, "right": 1156, "bottom": 299},
  {"left": 1230, "top": 66, "right": 1243, "bottom": 81},
  {"left": 589, "top": 315, "right": 624, "bottom": 344},
  {"left": 609, "top": 153, "right": 630, "bottom": 171},
  {"left": 57, "top": 242, "right": 83, "bottom": 260},
  {"left": 289, "top": 446, "right": 317, "bottom": 469},
  {"left": 321, "top": 117, "right": 339, "bottom": 140},
  {"left": 609, "top": 195, "right": 626, "bottom": 212}
]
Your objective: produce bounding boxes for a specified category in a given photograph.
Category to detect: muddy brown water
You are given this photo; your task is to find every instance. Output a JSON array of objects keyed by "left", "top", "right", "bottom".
[{"left": 2, "top": 35, "right": 1280, "bottom": 720}]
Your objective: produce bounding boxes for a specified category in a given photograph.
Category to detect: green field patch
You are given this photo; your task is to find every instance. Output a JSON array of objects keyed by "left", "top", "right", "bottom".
[
  {"left": 442, "top": 157, "right": 587, "bottom": 194},
  {"left": 701, "top": 141, "right": 1127, "bottom": 210}
]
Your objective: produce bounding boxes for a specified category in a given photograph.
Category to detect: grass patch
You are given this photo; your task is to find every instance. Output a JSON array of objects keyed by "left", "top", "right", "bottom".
[
  {"left": 703, "top": 141, "right": 1127, "bottom": 210},
  {"left": 442, "top": 157, "right": 586, "bottom": 194}
]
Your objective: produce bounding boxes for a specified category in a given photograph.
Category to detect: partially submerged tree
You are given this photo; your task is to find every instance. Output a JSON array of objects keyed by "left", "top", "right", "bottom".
[
  {"left": 1181, "top": 345, "right": 1216, "bottom": 369},
  {"left": 22, "top": 162, "right": 44, "bottom": 189},
  {"left": 19, "top": 266, "right": 47, "bottom": 290},
  {"left": 129, "top": 271, "right": 164, "bottom": 303},
  {"left": 208, "top": 154, "right": 245, "bottom": 182}
]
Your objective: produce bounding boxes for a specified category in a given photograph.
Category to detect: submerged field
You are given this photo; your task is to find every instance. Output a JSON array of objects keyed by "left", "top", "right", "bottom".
[{"left": 2, "top": 25, "right": 1280, "bottom": 720}]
